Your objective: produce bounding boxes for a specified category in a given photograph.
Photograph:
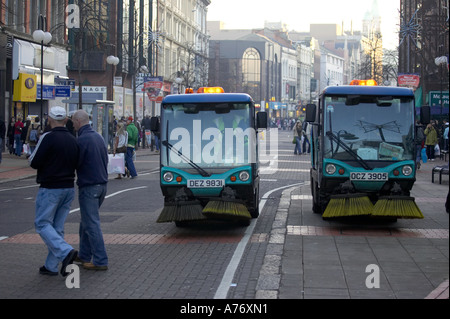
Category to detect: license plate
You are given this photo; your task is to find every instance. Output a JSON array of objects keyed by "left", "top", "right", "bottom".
[
  {"left": 350, "top": 172, "right": 388, "bottom": 181},
  {"left": 187, "top": 179, "right": 225, "bottom": 188}
]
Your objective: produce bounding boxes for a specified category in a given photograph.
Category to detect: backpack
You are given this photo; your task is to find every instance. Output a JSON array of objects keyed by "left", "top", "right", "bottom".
[{"left": 29, "top": 124, "right": 39, "bottom": 142}]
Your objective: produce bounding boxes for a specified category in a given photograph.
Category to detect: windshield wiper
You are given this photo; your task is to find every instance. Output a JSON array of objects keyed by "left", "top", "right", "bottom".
[
  {"left": 326, "top": 131, "right": 373, "bottom": 170},
  {"left": 162, "top": 140, "right": 211, "bottom": 177}
]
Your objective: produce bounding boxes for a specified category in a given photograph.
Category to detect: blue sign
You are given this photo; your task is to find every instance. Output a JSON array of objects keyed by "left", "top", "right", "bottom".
[
  {"left": 55, "top": 86, "right": 71, "bottom": 97},
  {"left": 36, "top": 84, "right": 55, "bottom": 100}
]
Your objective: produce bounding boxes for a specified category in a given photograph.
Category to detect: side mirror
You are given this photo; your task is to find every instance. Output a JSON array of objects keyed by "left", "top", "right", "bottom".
[
  {"left": 150, "top": 117, "right": 159, "bottom": 132},
  {"left": 256, "top": 112, "right": 268, "bottom": 129},
  {"left": 420, "top": 105, "right": 431, "bottom": 125},
  {"left": 305, "top": 104, "right": 316, "bottom": 122}
]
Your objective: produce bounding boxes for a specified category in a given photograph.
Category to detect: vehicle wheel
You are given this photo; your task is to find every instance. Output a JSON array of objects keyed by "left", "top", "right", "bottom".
[
  {"left": 249, "top": 186, "right": 260, "bottom": 218},
  {"left": 312, "top": 180, "right": 323, "bottom": 214}
]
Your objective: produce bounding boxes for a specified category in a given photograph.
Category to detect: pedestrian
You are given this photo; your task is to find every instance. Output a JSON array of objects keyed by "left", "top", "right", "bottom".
[
  {"left": 113, "top": 121, "right": 128, "bottom": 179},
  {"left": 25, "top": 117, "right": 41, "bottom": 156},
  {"left": 302, "top": 120, "right": 311, "bottom": 154},
  {"left": 443, "top": 122, "right": 449, "bottom": 151},
  {"left": 415, "top": 121, "right": 425, "bottom": 169},
  {"left": 29, "top": 106, "right": 79, "bottom": 276},
  {"left": 125, "top": 116, "right": 138, "bottom": 179},
  {"left": 0, "top": 117, "right": 5, "bottom": 164},
  {"left": 142, "top": 115, "right": 152, "bottom": 149},
  {"left": 14, "top": 117, "right": 24, "bottom": 156},
  {"left": 293, "top": 121, "right": 303, "bottom": 155},
  {"left": 424, "top": 123, "right": 438, "bottom": 161},
  {"left": 151, "top": 116, "right": 161, "bottom": 152},
  {"left": 72, "top": 109, "right": 109, "bottom": 271},
  {"left": 7, "top": 117, "right": 15, "bottom": 154}
]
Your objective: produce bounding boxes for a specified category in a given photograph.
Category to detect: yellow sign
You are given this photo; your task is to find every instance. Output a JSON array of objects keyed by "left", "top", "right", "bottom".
[{"left": 13, "top": 73, "right": 37, "bottom": 102}]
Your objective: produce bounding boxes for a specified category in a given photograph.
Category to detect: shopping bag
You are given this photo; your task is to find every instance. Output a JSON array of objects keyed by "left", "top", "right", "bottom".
[
  {"left": 434, "top": 144, "right": 440, "bottom": 156},
  {"left": 421, "top": 148, "right": 427, "bottom": 163},
  {"left": 108, "top": 153, "right": 125, "bottom": 175}
]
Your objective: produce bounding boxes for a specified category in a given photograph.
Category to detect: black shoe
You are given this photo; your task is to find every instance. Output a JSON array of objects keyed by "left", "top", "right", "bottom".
[
  {"left": 39, "top": 266, "right": 58, "bottom": 276},
  {"left": 61, "top": 249, "right": 78, "bottom": 277}
]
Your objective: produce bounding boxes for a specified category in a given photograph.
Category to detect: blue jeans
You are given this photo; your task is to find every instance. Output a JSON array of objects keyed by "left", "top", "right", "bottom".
[
  {"left": 125, "top": 147, "right": 138, "bottom": 177},
  {"left": 294, "top": 136, "right": 302, "bottom": 154},
  {"left": 14, "top": 134, "right": 22, "bottom": 156},
  {"left": 78, "top": 184, "right": 108, "bottom": 266},
  {"left": 154, "top": 135, "right": 160, "bottom": 151},
  {"left": 35, "top": 187, "right": 75, "bottom": 272}
]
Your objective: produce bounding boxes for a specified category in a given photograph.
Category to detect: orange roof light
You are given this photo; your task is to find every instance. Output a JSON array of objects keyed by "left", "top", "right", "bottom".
[
  {"left": 185, "top": 88, "right": 194, "bottom": 94},
  {"left": 350, "top": 79, "right": 378, "bottom": 86},
  {"left": 197, "top": 87, "right": 225, "bottom": 94}
]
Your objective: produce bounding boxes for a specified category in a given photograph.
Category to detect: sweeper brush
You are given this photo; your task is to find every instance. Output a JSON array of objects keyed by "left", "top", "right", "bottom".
[
  {"left": 322, "top": 194, "right": 374, "bottom": 218},
  {"left": 372, "top": 196, "right": 424, "bottom": 219},
  {"left": 203, "top": 199, "right": 252, "bottom": 220},
  {"left": 202, "top": 187, "right": 252, "bottom": 220},
  {"left": 157, "top": 188, "right": 205, "bottom": 223},
  {"left": 157, "top": 200, "right": 205, "bottom": 223}
]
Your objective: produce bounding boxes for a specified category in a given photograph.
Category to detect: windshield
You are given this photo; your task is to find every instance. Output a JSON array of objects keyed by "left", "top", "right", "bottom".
[
  {"left": 161, "top": 103, "right": 255, "bottom": 169},
  {"left": 323, "top": 96, "right": 415, "bottom": 162}
]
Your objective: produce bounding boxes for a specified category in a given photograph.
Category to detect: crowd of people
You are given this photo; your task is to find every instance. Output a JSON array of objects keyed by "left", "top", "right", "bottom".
[{"left": 415, "top": 119, "right": 449, "bottom": 168}]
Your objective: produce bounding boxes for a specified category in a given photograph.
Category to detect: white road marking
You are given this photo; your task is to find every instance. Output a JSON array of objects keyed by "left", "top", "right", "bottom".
[{"left": 214, "top": 182, "right": 304, "bottom": 299}]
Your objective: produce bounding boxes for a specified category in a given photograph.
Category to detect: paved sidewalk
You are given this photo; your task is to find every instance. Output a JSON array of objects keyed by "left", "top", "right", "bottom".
[{"left": 254, "top": 150, "right": 449, "bottom": 299}]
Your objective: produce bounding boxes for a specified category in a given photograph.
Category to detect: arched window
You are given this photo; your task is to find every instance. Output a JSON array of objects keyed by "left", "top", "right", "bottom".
[
  {"left": 242, "top": 48, "right": 261, "bottom": 99},
  {"left": 242, "top": 48, "right": 261, "bottom": 83}
]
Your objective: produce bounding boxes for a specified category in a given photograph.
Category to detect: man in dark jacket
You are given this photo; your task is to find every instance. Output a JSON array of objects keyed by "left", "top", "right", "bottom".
[
  {"left": 72, "top": 110, "right": 109, "bottom": 270},
  {"left": 29, "top": 106, "right": 79, "bottom": 276},
  {"left": 0, "top": 117, "right": 5, "bottom": 164}
]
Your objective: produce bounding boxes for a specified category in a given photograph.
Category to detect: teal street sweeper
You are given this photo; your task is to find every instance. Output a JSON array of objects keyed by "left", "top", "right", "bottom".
[
  {"left": 305, "top": 79, "right": 431, "bottom": 219},
  {"left": 152, "top": 87, "right": 267, "bottom": 226}
]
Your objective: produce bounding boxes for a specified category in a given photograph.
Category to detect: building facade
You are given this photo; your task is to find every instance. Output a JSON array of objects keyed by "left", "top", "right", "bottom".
[{"left": 398, "top": 0, "right": 449, "bottom": 111}]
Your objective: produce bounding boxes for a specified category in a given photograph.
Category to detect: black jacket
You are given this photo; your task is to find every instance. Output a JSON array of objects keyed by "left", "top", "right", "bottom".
[{"left": 29, "top": 127, "right": 79, "bottom": 189}]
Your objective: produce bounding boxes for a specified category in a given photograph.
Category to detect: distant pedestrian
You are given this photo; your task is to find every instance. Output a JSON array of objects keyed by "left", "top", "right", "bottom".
[
  {"left": 0, "top": 117, "right": 5, "bottom": 164},
  {"left": 29, "top": 106, "right": 79, "bottom": 276},
  {"left": 72, "top": 110, "right": 109, "bottom": 271},
  {"left": 415, "top": 121, "right": 425, "bottom": 169},
  {"left": 141, "top": 115, "right": 152, "bottom": 149},
  {"left": 293, "top": 121, "right": 303, "bottom": 155},
  {"left": 125, "top": 116, "right": 138, "bottom": 179},
  {"left": 113, "top": 121, "right": 128, "bottom": 179},
  {"left": 25, "top": 117, "right": 41, "bottom": 155},
  {"left": 14, "top": 117, "right": 24, "bottom": 156},
  {"left": 7, "top": 117, "right": 15, "bottom": 154},
  {"left": 424, "top": 123, "right": 438, "bottom": 161},
  {"left": 443, "top": 122, "right": 449, "bottom": 151}
]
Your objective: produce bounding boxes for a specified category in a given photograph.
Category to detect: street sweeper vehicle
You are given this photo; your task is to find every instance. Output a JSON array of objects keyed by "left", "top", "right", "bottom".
[
  {"left": 305, "top": 80, "right": 431, "bottom": 219},
  {"left": 152, "top": 87, "right": 267, "bottom": 226}
]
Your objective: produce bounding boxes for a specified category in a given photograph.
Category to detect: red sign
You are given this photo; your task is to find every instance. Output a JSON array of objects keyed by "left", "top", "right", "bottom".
[
  {"left": 144, "top": 80, "right": 163, "bottom": 102},
  {"left": 398, "top": 74, "right": 420, "bottom": 88}
]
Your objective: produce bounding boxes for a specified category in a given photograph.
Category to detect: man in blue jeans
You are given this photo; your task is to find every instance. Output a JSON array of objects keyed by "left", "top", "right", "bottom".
[
  {"left": 72, "top": 110, "right": 109, "bottom": 270},
  {"left": 29, "top": 106, "right": 79, "bottom": 276},
  {"left": 125, "top": 116, "right": 138, "bottom": 178}
]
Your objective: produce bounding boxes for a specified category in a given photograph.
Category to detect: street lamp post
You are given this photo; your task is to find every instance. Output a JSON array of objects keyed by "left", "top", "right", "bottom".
[
  {"left": 106, "top": 55, "right": 120, "bottom": 102},
  {"left": 32, "top": 15, "right": 52, "bottom": 121}
]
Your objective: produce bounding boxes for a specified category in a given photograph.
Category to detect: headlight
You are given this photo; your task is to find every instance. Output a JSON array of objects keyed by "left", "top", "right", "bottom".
[
  {"left": 163, "top": 172, "right": 174, "bottom": 182},
  {"left": 402, "top": 165, "right": 413, "bottom": 176},
  {"left": 325, "top": 164, "right": 336, "bottom": 175},
  {"left": 239, "top": 171, "right": 250, "bottom": 182}
]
